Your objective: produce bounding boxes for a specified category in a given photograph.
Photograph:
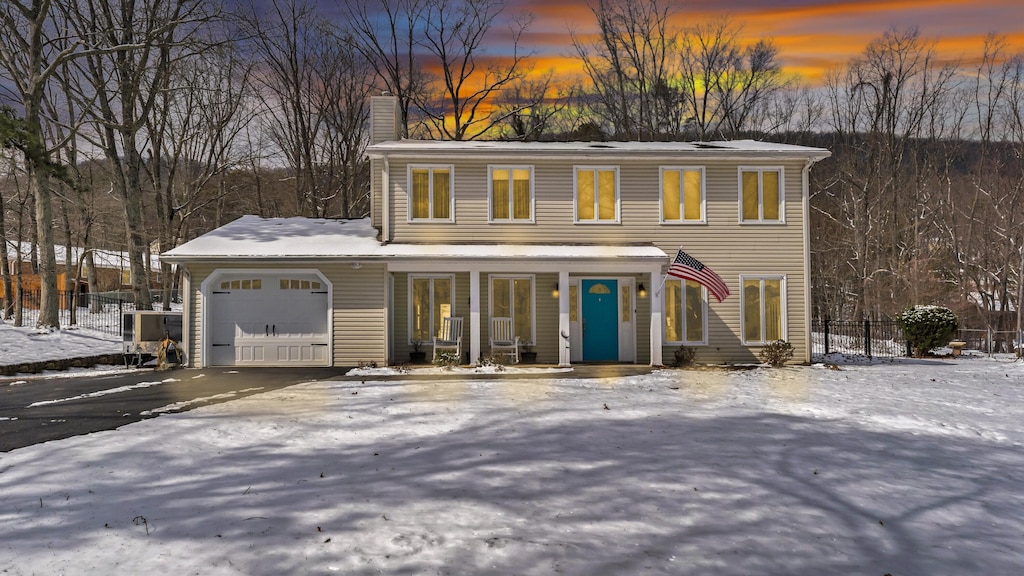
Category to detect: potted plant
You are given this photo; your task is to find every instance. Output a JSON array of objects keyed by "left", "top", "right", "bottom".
[
  {"left": 409, "top": 340, "right": 426, "bottom": 363},
  {"left": 519, "top": 343, "right": 537, "bottom": 364}
]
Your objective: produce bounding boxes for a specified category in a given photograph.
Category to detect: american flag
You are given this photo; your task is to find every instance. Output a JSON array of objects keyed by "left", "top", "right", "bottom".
[{"left": 667, "top": 248, "right": 730, "bottom": 303}]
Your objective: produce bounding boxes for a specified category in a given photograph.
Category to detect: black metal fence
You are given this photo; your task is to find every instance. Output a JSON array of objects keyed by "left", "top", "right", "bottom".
[
  {"left": 811, "top": 319, "right": 909, "bottom": 359},
  {"left": 3, "top": 290, "right": 153, "bottom": 337}
]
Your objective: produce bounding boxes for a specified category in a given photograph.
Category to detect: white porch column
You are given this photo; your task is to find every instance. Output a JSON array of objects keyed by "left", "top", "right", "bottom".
[
  {"left": 558, "top": 269, "right": 570, "bottom": 367},
  {"left": 470, "top": 269, "right": 481, "bottom": 364},
  {"left": 649, "top": 268, "right": 663, "bottom": 366}
]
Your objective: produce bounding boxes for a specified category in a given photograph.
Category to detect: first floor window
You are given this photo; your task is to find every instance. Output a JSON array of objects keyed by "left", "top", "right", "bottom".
[
  {"left": 411, "top": 276, "right": 453, "bottom": 342},
  {"left": 742, "top": 276, "right": 785, "bottom": 344},
  {"left": 410, "top": 166, "right": 453, "bottom": 221},
  {"left": 490, "top": 166, "right": 533, "bottom": 221},
  {"left": 665, "top": 279, "right": 706, "bottom": 344},
  {"left": 491, "top": 276, "right": 534, "bottom": 344}
]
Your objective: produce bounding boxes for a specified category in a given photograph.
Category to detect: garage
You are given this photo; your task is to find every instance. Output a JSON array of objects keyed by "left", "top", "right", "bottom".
[{"left": 206, "top": 271, "right": 331, "bottom": 366}]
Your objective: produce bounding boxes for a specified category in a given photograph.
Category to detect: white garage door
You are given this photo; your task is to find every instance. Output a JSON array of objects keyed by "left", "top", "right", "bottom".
[{"left": 208, "top": 272, "right": 330, "bottom": 366}]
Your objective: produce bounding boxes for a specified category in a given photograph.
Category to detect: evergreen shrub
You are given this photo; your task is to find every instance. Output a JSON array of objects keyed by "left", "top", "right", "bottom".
[{"left": 897, "top": 305, "right": 958, "bottom": 357}]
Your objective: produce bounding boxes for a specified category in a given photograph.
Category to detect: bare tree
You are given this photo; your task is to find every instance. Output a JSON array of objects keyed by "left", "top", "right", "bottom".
[
  {"left": 237, "top": 0, "right": 374, "bottom": 217},
  {"left": 0, "top": 0, "right": 81, "bottom": 328},
  {"left": 570, "top": 0, "right": 679, "bottom": 139},
  {"left": 61, "top": 0, "right": 209, "bottom": 311},
  {"left": 819, "top": 27, "right": 962, "bottom": 318},
  {"left": 145, "top": 41, "right": 257, "bottom": 308},
  {"left": 345, "top": 0, "right": 428, "bottom": 138},
  {"left": 494, "top": 72, "right": 574, "bottom": 141},
  {"left": 412, "top": 0, "right": 536, "bottom": 140}
]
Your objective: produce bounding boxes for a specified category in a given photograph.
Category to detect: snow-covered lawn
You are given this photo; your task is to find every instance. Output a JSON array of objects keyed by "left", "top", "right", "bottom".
[
  {"left": 0, "top": 322, "right": 121, "bottom": 366},
  {"left": 2, "top": 356, "right": 1022, "bottom": 575}
]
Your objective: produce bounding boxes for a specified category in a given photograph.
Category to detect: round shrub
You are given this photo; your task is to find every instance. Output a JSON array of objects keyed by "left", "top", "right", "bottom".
[
  {"left": 897, "top": 305, "right": 958, "bottom": 357},
  {"left": 758, "top": 340, "right": 794, "bottom": 367}
]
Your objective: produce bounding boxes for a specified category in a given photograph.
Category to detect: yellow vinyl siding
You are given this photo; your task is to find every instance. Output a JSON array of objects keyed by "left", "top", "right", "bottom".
[
  {"left": 383, "top": 156, "right": 810, "bottom": 364},
  {"left": 183, "top": 262, "right": 387, "bottom": 367}
]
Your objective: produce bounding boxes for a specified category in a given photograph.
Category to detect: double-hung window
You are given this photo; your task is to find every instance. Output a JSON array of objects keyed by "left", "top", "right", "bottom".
[
  {"left": 489, "top": 166, "right": 533, "bottom": 222},
  {"left": 664, "top": 279, "right": 707, "bottom": 344},
  {"left": 575, "top": 166, "right": 619, "bottom": 223},
  {"left": 410, "top": 275, "right": 453, "bottom": 343},
  {"left": 490, "top": 276, "right": 534, "bottom": 345},
  {"left": 741, "top": 275, "right": 786, "bottom": 344},
  {"left": 661, "top": 167, "right": 705, "bottom": 223},
  {"left": 739, "top": 167, "right": 784, "bottom": 223},
  {"left": 409, "top": 165, "right": 454, "bottom": 221}
]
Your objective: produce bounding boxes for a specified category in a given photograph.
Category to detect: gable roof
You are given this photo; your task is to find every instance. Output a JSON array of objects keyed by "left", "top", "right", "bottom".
[{"left": 367, "top": 139, "right": 831, "bottom": 162}]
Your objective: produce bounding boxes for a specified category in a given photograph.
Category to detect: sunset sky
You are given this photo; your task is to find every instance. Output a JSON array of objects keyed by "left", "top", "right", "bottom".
[{"left": 492, "top": 0, "right": 1024, "bottom": 83}]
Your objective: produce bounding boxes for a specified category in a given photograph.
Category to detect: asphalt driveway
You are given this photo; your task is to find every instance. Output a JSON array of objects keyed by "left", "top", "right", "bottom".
[{"left": 0, "top": 366, "right": 343, "bottom": 452}]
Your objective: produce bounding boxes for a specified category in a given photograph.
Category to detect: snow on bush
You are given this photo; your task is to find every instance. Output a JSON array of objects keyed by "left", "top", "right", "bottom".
[
  {"left": 758, "top": 339, "right": 794, "bottom": 366},
  {"left": 897, "top": 305, "right": 958, "bottom": 357}
]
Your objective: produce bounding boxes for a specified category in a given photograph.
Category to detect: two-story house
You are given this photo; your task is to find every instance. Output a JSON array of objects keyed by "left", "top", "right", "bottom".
[{"left": 164, "top": 96, "right": 829, "bottom": 367}]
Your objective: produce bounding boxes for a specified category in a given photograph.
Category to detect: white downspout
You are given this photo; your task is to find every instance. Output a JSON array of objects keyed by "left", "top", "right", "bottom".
[
  {"left": 382, "top": 157, "right": 391, "bottom": 243},
  {"left": 802, "top": 158, "right": 814, "bottom": 364}
]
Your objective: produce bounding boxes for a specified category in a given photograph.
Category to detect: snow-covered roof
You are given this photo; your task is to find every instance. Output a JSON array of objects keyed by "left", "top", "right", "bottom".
[
  {"left": 161, "top": 216, "right": 667, "bottom": 261},
  {"left": 367, "top": 139, "right": 831, "bottom": 161},
  {"left": 378, "top": 243, "right": 666, "bottom": 260},
  {"left": 4, "top": 241, "right": 160, "bottom": 270},
  {"left": 163, "top": 216, "right": 381, "bottom": 259}
]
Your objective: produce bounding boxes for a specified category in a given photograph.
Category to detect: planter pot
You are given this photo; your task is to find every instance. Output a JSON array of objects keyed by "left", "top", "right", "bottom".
[
  {"left": 409, "top": 351, "right": 427, "bottom": 364},
  {"left": 520, "top": 351, "right": 538, "bottom": 364}
]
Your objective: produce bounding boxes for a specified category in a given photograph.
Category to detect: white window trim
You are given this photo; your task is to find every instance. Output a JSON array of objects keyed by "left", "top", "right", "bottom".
[
  {"left": 663, "top": 278, "right": 708, "bottom": 346},
  {"left": 659, "top": 166, "right": 707, "bottom": 224},
  {"left": 487, "top": 165, "right": 535, "bottom": 223},
  {"left": 739, "top": 274, "right": 788, "bottom": 345},
  {"left": 738, "top": 166, "right": 785, "bottom": 224},
  {"left": 573, "top": 165, "right": 620, "bottom": 224},
  {"left": 407, "top": 164, "right": 455, "bottom": 223},
  {"left": 407, "top": 274, "right": 456, "bottom": 344},
  {"left": 488, "top": 274, "right": 537, "bottom": 345}
]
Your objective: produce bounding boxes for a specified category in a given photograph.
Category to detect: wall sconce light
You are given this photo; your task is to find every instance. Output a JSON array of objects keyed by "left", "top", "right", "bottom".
[
  {"left": 552, "top": 283, "right": 560, "bottom": 298},
  {"left": 638, "top": 282, "right": 647, "bottom": 298},
  {"left": 351, "top": 262, "right": 362, "bottom": 270}
]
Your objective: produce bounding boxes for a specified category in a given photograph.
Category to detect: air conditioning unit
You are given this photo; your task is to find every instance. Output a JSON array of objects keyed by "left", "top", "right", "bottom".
[{"left": 123, "top": 311, "right": 183, "bottom": 366}]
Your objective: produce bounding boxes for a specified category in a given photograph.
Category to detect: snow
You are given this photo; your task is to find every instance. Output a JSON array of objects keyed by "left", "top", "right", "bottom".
[
  {"left": 160, "top": 214, "right": 668, "bottom": 261},
  {"left": 366, "top": 138, "right": 832, "bottom": 161},
  {"left": 5, "top": 242, "right": 160, "bottom": 271},
  {"left": 0, "top": 322, "right": 122, "bottom": 367},
  {"left": 162, "top": 216, "right": 382, "bottom": 259},
  {"left": 2, "top": 337, "right": 1023, "bottom": 574}
]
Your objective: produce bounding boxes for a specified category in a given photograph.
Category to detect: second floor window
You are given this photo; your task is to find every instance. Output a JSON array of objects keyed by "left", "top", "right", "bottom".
[
  {"left": 740, "top": 167, "right": 784, "bottom": 223},
  {"left": 409, "top": 165, "right": 453, "bottom": 221},
  {"left": 575, "top": 166, "right": 619, "bottom": 223},
  {"left": 490, "top": 166, "right": 533, "bottom": 222},
  {"left": 661, "top": 167, "right": 705, "bottom": 223}
]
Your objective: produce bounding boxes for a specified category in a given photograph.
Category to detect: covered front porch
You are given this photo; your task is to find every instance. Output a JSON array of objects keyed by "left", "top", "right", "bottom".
[{"left": 382, "top": 244, "right": 669, "bottom": 366}]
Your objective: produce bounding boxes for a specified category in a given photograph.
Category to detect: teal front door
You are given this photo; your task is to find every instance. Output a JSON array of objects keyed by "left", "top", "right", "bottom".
[{"left": 582, "top": 279, "right": 618, "bottom": 361}]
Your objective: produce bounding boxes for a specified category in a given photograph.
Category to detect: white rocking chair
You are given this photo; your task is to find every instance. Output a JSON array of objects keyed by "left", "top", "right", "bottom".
[
  {"left": 489, "top": 317, "right": 520, "bottom": 364},
  {"left": 432, "top": 316, "right": 464, "bottom": 363}
]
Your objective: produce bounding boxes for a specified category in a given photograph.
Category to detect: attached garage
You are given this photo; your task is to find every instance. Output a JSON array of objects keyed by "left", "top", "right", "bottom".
[{"left": 203, "top": 270, "right": 331, "bottom": 367}]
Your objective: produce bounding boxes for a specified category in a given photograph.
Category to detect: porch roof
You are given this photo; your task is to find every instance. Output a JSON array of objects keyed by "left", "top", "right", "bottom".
[
  {"left": 378, "top": 243, "right": 667, "bottom": 260},
  {"left": 162, "top": 215, "right": 668, "bottom": 263}
]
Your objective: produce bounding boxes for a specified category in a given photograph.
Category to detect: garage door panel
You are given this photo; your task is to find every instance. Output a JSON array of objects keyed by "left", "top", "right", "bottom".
[{"left": 208, "top": 272, "right": 330, "bottom": 367}]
